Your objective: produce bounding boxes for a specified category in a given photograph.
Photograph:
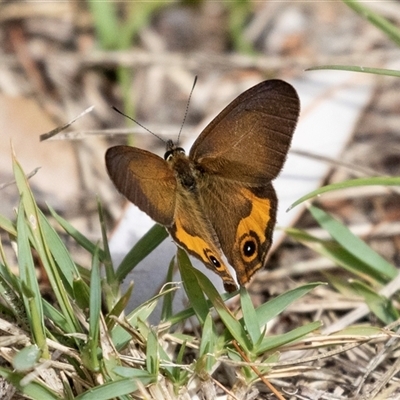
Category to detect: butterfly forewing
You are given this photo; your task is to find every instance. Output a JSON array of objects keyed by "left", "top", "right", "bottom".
[
  {"left": 190, "top": 79, "right": 300, "bottom": 183},
  {"left": 106, "top": 146, "right": 177, "bottom": 226}
]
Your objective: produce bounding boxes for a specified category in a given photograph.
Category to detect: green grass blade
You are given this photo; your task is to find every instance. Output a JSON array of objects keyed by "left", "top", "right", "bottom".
[
  {"left": 146, "top": 329, "right": 160, "bottom": 375},
  {"left": 177, "top": 249, "right": 209, "bottom": 325},
  {"left": 240, "top": 286, "right": 261, "bottom": 346},
  {"left": 42, "top": 300, "right": 70, "bottom": 333},
  {"left": 309, "top": 206, "right": 397, "bottom": 281},
  {"left": 83, "top": 247, "right": 101, "bottom": 371},
  {"left": 288, "top": 177, "right": 400, "bottom": 211},
  {"left": 48, "top": 204, "right": 106, "bottom": 260},
  {"left": 115, "top": 224, "right": 168, "bottom": 282},
  {"left": 256, "top": 283, "right": 323, "bottom": 325},
  {"left": 112, "top": 367, "right": 155, "bottom": 380},
  {"left": 258, "top": 321, "right": 322, "bottom": 354},
  {"left": 198, "top": 313, "right": 217, "bottom": 373},
  {"left": 350, "top": 280, "right": 399, "bottom": 325},
  {"left": 0, "top": 269, "right": 25, "bottom": 325},
  {"left": 87, "top": 1, "right": 119, "bottom": 49},
  {"left": 307, "top": 65, "right": 400, "bottom": 78},
  {"left": 16, "top": 201, "right": 47, "bottom": 356},
  {"left": 74, "top": 376, "right": 153, "bottom": 400},
  {"left": 0, "top": 239, "right": 27, "bottom": 325},
  {"left": 13, "top": 156, "right": 81, "bottom": 335},
  {"left": 160, "top": 258, "right": 177, "bottom": 321},
  {"left": 111, "top": 296, "right": 159, "bottom": 351},
  {"left": 287, "top": 228, "right": 389, "bottom": 284},
  {"left": 106, "top": 282, "right": 134, "bottom": 330},
  {"left": 38, "top": 209, "right": 78, "bottom": 292},
  {"left": 0, "top": 367, "right": 63, "bottom": 399},
  {"left": 342, "top": 0, "right": 400, "bottom": 46},
  {"left": 97, "top": 198, "right": 115, "bottom": 284},
  {"left": 97, "top": 199, "right": 120, "bottom": 311},
  {"left": 0, "top": 214, "right": 17, "bottom": 236},
  {"left": 73, "top": 277, "right": 91, "bottom": 310}
]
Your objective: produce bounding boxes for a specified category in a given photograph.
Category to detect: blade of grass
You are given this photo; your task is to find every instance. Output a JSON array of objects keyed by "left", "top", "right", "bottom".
[
  {"left": 350, "top": 280, "right": 399, "bottom": 325},
  {"left": 0, "top": 367, "right": 62, "bottom": 399},
  {"left": 256, "top": 283, "right": 323, "bottom": 325},
  {"left": 0, "top": 214, "right": 17, "bottom": 236},
  {"left": 111, "top": 295, "right": 160, "bottom": 351},
  {"left": 48, "top": 204, "right": 106, "bottom": 261},
  {"left": 106, "top": 282, "right": 134, "bottom": 330},
  {"left": 240, "top": 286, "right": 261, "bottom": 346},
  {"left": 16, "top": 201, "right": 47, "bottom": 357},
  {"left": 39, "top": 209, "right": 78, "bottom": 292},
  {"left": 13, "top": 155, "right": 82, "bottom": 335},
  {"left": 87, "top": 1, "right": 119, "bottom": 49},
  {"left": 198, "top": 313, "right": 217, "bottom": 374},
  {"left": 42, "top": 300, "right": 71, "bottom": 333},
  {"left": 82, "top": 247, "right": 101, "bottom": 372},
  {"left": 74, "top": 376, "right": 154, "bottom": 400},
  {"left": 177, "top": 249, "right": 209, "bottom": 325},
  {"left": 97, "top": 198, "right": 115, "bottom": 285},
  {"left": 258, "top": 321, "right": 322, "bottom": 354},
  {"left": 160, "top": 258, "right": 177, "bottom": 321},
  {"left": 342, "top": 0, "right": 400, "bottom": 46},
  {"left": 309, "top": 205, "right": 397, "bottom": 280},
  {"left": 307, "top": 65, "right": 400, "bottom": 78},
  {"left": 0, "top": 239, "right": 26, "bottom": 325},
  {"left": 146, "top": 329, "right": 159, "bottom": 376},
  {"left": 286, "top": 228, "right": 389, "bottom": 284},
  {"left": 288, "top": 176, "right": 400, "bottom": 211},
  {"left": 73, "top": 277, "right": 91, "bottom": 311}
]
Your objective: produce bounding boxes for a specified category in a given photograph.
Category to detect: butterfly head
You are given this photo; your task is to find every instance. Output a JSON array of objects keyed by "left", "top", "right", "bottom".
[{"left": 164, "top": 139, "right": 186, "bottom": 162}]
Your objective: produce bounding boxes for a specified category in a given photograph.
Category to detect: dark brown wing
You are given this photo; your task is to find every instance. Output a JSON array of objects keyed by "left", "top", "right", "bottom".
[
  {"left": 105, "top": 146, "right": 177, "bottom": 226},
  {"left": 198, "top": 176, "right": 277, "bottom": 286},
  {"left": 189, "top": 79, "right": 300, "bottom": 184}
]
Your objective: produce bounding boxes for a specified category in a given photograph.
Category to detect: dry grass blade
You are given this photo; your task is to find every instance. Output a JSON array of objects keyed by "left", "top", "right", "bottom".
[{"left": 39, "top": 106, "right": 95, "bottom": 141}]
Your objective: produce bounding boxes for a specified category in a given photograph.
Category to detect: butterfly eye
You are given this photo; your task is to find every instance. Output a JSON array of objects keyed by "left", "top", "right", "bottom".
[
  {"left": 164, "top": 147, "right": 185, "bottom": 161},
  {"left": 164, "top": 150, "right": 173, "bottom": 161}
]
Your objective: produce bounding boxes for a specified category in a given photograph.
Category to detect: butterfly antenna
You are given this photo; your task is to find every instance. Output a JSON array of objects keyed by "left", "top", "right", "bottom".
[
  {"left": 111, "top": 106, "right": 166, "bottom": 143},
  {"left": 177, "top": 75, "right": 198, "bottom": 146}
]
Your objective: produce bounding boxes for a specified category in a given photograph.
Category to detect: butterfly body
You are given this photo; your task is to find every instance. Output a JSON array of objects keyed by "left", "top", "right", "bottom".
[{"left": 106, "top": 79, "right": 300, "bottom": 291}]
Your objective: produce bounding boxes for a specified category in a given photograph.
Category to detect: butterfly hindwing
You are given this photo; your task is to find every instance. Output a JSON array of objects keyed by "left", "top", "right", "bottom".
[{"left": 198, "top": 175, "right": 277, "bottom": 286}]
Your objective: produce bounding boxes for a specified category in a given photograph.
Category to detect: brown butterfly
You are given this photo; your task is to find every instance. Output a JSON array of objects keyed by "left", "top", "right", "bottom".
[{"left": 106, "top": 79, "right": 300, "bottom": 292}]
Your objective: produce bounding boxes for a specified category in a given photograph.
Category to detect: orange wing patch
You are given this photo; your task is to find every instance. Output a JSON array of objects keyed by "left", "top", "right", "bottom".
[
  {"left": 234, "top": 188, "right": 272, "bottom": 285},
  {"left": 170, "top": 218, "right": 238, "bottom": 291}
]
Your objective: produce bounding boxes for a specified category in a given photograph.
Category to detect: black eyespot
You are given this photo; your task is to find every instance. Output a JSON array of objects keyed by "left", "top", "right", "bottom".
[
  {"left": 243, "top": 240, "right": 256, "bottom": 257},
  {"left": 209, "top": 255, "right": 221, "bottom": 268},
  {"left": 204, "top": 249, "right": 222, "bottom": 270}
]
